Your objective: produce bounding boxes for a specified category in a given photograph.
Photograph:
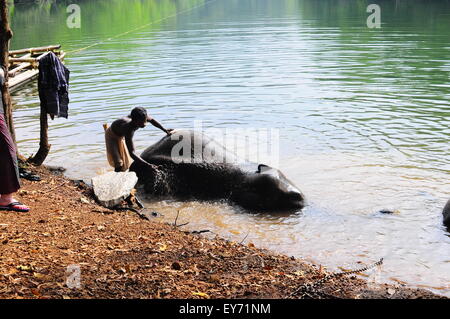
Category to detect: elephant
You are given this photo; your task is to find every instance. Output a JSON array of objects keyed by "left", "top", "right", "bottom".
[
  {"left": 129, "top": 130, "right": 305, "bottom": 212},
  {"left": 443, "top": 199, "right": 450, "bottom": 229}
]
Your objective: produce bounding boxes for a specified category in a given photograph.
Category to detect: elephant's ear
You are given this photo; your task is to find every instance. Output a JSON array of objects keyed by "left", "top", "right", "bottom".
[{"left": 257, "top": 164, "right": 271, "bottom": 173}]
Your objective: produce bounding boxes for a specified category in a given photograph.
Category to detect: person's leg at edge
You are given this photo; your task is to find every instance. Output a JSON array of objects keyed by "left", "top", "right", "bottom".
[{"left": 0, "top": 113, "right": 29, "bottom": 212}]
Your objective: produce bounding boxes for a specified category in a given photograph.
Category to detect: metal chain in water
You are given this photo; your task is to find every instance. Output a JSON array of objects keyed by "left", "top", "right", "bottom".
[{"left": 289, "top": 258, "right": 384, "bottom": 299}]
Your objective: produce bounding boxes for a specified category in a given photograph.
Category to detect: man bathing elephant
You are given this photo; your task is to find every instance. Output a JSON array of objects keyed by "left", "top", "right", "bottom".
[
  {"left": 105, "top": 107, "right": 173, "bottom": 172},
  {"left": 129, "top": 130, "right": 305, "bottom": 212}
]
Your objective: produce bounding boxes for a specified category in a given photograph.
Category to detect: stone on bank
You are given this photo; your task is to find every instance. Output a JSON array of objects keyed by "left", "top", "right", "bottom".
[{"left": 92, "top": 171, "right": 138, "bottom": 208}]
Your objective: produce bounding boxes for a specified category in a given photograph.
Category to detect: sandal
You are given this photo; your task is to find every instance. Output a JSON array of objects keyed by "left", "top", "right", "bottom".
[
  {"left": 0, "top": 201, "right": 30, "bottom": 212},
  {"left": 19, "top": 169, "right": 41, "bottom": 182}
]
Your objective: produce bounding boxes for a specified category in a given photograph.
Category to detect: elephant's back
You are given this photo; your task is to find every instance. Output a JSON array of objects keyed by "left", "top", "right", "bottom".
[{"left": 141, "top": 130, "right": 243, "bottom": 165}]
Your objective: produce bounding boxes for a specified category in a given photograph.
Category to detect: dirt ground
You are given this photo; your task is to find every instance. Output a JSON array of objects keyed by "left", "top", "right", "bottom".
[{"left": 0, "top": 164, "right": 445, "bottom": 299}]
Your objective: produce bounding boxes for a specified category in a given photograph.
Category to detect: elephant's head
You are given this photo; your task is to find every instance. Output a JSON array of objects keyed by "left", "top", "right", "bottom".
[{"left": 231, "top": 164, "right": 305, "bottom": 212}]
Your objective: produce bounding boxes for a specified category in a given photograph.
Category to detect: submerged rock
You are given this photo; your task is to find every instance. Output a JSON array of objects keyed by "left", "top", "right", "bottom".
[
  {"left": 92, "top": 171, "right": 138, "bottom": 208},
  {"left": 378, "top": 209, "right": 400, "bottom": 215},
  {"left": 443, "top": 199, "right": 450, "bottom": 228}
]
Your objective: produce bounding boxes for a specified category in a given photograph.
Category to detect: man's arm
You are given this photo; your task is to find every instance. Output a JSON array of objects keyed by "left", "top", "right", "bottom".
[
  {"left": 148, "top": 117, "right": 173, "bottom": 135},
  {"left": 124, "top": 130, "right": 156, "bottom": 168}
]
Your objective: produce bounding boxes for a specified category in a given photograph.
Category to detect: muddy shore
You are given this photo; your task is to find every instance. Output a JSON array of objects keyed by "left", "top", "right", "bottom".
[{"left": 0, "top": 164, "right": 445, "bottom": 299}]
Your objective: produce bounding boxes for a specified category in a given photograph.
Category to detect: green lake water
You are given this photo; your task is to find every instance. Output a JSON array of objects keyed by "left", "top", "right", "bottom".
[{"left": 8, "top": 0, "right": 450, "bottom": 295}]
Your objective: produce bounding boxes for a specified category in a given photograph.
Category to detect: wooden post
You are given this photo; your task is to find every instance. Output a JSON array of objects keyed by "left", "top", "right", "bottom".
[
  {"left": 28, "top": 106, "right": 50, "bottom": 166},
  {"left": 28, "top": 51, "right": 52, "bottom": 166},
  {"left": 0, "top": 0, "right": 15, "bottom": 143}
]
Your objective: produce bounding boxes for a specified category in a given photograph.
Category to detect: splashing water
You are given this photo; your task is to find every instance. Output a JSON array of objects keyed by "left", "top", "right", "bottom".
[{"left": 146, "top": 166, "right": 173, "bottom": 195}]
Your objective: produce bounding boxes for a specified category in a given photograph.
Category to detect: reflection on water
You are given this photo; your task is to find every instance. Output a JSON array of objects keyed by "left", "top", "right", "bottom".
[{"left": 9, "top": 0, "right": 450, "bottom": 295}]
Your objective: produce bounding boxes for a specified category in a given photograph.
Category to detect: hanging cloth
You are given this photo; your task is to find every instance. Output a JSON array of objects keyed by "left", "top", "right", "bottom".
[{"left": 38, "top": 52, "right": 70, "bottom": 119}]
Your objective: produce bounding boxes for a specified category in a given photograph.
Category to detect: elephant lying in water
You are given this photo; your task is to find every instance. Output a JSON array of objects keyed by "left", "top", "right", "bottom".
[{"left": 129, "top": 130, "right": 305, "bottom": 212}]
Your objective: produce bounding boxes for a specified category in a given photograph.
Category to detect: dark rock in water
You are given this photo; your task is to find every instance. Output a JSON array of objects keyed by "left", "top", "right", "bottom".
[
  {"left": 46, "top": 165, "right": 67, "bottom": 176},
  {"left": 378, "top": 209, "right": 399, "bottom": 215},
  {"left": 443, "top": 200, "right": 450, "bottom": 228},
  {"left": 72, "top": 179, "right": 89, "bottom": 189},
  {"left": 133, "top": 211, "right": 163, "bottom": 220},
  {"left": 92, "top": 171, "right": 138, "bottom": 208},
  {"left": 130, "top": 130, "right": 305, "bottom": 212},
  {"left": 137, "top": 211, "right": 163, "bottom": 219}
]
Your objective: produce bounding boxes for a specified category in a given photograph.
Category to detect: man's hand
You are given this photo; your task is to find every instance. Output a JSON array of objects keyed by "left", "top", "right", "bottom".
[{"left": 165, "top": 129, "right": 175, "bottom": 136}]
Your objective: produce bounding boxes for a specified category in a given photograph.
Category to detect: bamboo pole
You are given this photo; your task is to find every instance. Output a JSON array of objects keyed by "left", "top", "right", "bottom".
[
  {"left": 0, "top": 0, "right": 15, "bottom": 143},
  {"left": 9, "top": 68, "right": 38, "bottom": 92},
  {"left": 9, "top": 61, "right": 31, "bottom": 77},
  {"left": 8, "top": 53, "right": 31, "bottom": 77},
  {"left": 8, "top": 44, "right": 61, "bottom": 56},
  {"left": 9, "top": 50, "right": 60, "bottom": 63},
  {"left": 9, "top": 57, "right": 39, "bottom": 63}
]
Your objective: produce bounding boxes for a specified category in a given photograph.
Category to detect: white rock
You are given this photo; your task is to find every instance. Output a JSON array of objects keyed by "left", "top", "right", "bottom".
[{"left": 92, "top": 171, "right": 138, "bottom": 208}]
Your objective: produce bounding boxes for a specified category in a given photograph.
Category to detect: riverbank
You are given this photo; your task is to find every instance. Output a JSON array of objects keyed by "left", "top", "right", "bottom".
[{"left": 0, "top": 164, "right": 444, "bottom": 299}]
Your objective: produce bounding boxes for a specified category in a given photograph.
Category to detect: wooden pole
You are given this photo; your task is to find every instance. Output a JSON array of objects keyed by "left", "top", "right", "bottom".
[
  {"left": 28, "top": 50, "right": 54, "bottom": 166},
  {"left": 29, "top": 106, "right": 50, "bottom": 166},
  {"left": 0, "top": 0, "right": 15, "bottom": 143},
  {"left": 8, "top": 44, "right": 61, "bottom": 56}
]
